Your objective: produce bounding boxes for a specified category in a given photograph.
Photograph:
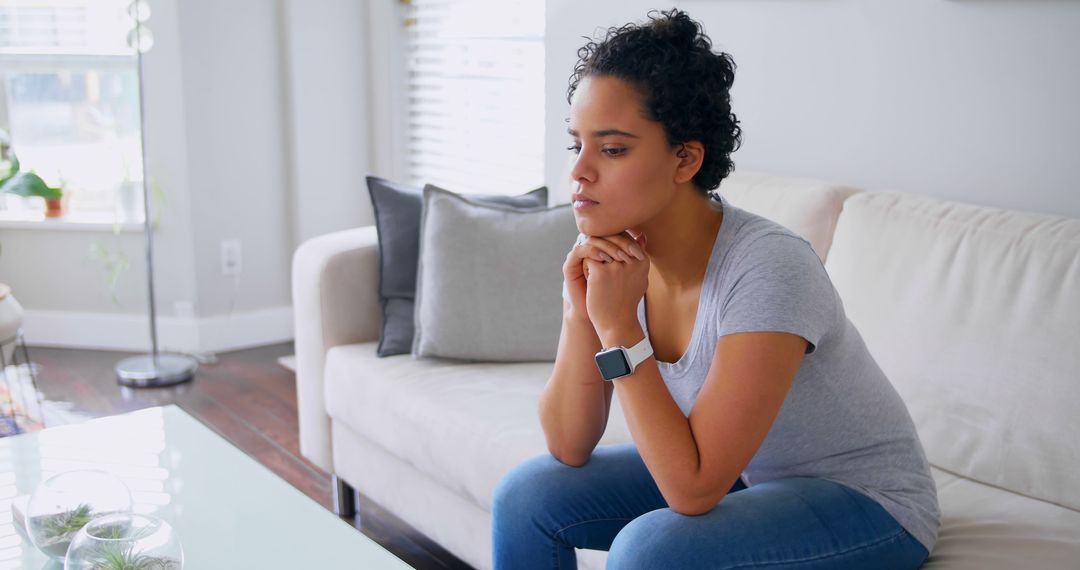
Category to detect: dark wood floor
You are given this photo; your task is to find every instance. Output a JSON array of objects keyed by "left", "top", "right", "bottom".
[{"left": 22, "top": 342, "right": 472, "bottom": 570}]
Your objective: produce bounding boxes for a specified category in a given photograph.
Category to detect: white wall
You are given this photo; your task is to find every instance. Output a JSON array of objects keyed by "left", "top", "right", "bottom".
[
  {"left": 3, "top": 0, "right": 302, "bottom": 352},
  {"left": 545, "top": 0, "right": 1080, "bottom": 218},
  {"left": 281, "top": 0, "right": 376, "bottom": 249},
  {"left": 6, "top": 0, "right": 378, "bottom": 352},
  {"left": 0, "top": 0, "right": 202, "bottom": 346},
  {"left": 177, "top": 0, "right": 293, "bottom": 316}
]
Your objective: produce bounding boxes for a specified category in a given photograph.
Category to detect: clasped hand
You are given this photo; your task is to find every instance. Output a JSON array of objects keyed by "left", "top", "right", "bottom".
[{"left": 562, "top": 230, "right": 649, "bottom": 338}]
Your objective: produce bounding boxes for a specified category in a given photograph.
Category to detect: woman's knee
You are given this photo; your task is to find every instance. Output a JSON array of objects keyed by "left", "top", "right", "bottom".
[
  {"left": 606, "top": 509, "right": 687, "bottom": 569},
  {"left": 493, "top": 453, "right": 577, "bottom": 524}
]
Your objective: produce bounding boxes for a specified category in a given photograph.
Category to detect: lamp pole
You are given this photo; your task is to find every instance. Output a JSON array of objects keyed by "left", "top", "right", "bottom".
[{"left": 115, "top": 0, "right": 197, "bottom": 387}]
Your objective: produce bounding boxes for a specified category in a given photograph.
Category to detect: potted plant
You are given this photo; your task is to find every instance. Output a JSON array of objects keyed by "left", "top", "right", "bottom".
[
  {"left": 0, "top": 127, "right": 64, "bottom": 216},
  {"left": 65, "top": 514, "right": 183, "bottom": 570},
  {"left": 78, "top": 540, "right": 181, "bottom": 570},
  {"left": 25, "top": 470, "right": 133, "bottom": 561}
]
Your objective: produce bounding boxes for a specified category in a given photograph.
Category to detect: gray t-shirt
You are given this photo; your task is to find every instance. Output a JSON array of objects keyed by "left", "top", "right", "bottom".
[{"left": 564, "top": 195, "right": 940, "bottom": 553}]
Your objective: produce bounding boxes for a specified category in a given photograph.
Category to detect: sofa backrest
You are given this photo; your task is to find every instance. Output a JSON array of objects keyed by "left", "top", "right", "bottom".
[
  {"left": 825, "top": 191, "right": 1080, "bottom": 511},
  {"left": 721, "top": 170, "right": 861, "bottom": 262}
]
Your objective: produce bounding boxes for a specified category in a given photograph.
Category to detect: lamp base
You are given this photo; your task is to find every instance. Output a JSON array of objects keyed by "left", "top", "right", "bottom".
[{"left": 116, "top": 353, "right": 197, "bottom": 387}]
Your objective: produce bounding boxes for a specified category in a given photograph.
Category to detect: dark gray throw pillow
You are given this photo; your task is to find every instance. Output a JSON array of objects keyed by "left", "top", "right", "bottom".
[{"left": 366, "top": 176, "right": 547, "bottom": 356}]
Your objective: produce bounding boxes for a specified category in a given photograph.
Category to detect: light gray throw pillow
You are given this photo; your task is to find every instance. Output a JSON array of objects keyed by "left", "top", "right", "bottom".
[
  {"left": 366, "top": 176, "right": 547, "bottom": 356},
  {"left": 413, "top": 184, "right": 578, "bottom": 361}
]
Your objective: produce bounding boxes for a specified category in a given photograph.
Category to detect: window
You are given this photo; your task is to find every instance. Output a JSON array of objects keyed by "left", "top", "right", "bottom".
[
  {"left": 402, "top": 0, "right": 544, "bottom": 196},
  {"left": 0, "top": 0, "right": 143, "bottom": 222}
]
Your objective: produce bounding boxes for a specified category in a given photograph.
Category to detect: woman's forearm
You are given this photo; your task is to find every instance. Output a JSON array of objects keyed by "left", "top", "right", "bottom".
[
  {"left": 596, "top": 322, "right": 709, "bottom": 513},
  {"left": 539, "top": 310, "right": 612, "bottom": 466}
]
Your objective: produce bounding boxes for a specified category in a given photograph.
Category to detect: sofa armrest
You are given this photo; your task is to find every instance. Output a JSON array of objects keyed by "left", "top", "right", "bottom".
[{"left": 291, "top": 225, "right": 381, "bottom": 472}]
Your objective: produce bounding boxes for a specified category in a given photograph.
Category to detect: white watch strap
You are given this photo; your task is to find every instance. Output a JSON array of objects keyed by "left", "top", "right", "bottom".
[{"left": 625, "top": 335, "right": 653, "bottom": 370}]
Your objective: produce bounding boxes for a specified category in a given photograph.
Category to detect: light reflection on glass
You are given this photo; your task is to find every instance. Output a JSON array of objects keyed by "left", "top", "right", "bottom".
[
  {"left": 0, "top": 539, "right": 21, "bottom": 561},
  {"left": 38, "top": 461, "right": 168, "bottom": 481}
]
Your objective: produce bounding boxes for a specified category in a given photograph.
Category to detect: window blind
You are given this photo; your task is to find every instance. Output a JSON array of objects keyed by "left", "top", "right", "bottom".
[
  {"left": 402, "top": 0, "right": 545, "bottom": 196},
  {"left": 0, "top": 0, "right": 132, "bottom": 56}
]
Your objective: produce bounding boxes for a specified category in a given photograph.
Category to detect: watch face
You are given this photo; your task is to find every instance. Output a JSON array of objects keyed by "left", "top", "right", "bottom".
[{"left": 595, "top": 349, "right": 632, "bottom": 380}]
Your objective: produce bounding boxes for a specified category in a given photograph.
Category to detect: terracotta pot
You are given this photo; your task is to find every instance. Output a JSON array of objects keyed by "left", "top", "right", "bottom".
[{"left": 45, "top": 197, "right": 63, "bottom": 218}]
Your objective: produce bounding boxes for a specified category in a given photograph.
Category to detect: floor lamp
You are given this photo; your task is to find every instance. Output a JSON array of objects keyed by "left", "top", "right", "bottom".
[{"left": 115, "top": 0, "right": 197, "bottom": 387}]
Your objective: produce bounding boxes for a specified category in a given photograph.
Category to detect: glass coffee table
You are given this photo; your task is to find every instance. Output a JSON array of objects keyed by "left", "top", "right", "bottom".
[{"left": 0, "top": 405, "right": 411, "bottom": 569}]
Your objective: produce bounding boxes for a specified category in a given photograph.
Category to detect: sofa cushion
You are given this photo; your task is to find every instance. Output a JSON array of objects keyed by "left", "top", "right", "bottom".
[
  {"left": 366, "top": 176, "right": 548, "bottom": 356},
  {"left": 324, "top": 342, "right": 633, "bottom": 512},
  {"left": 825, "top": 192, "right": 1080, "bottom": 510},
  {"left": 927, "top": 467, "right": 1080, "bottom": 568},
  {"left": 412, "top": 184, "right": 577, "bottom": 362},
  {"left": 719, "top": 170, "right": 861, "bottom": 262}
]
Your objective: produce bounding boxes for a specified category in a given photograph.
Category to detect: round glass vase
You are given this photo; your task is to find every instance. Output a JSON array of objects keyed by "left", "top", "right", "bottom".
[
  {"left": 65, "top": 513, "right": 184, "bottom": 570},
  {"left": 26, "top": 470, "right": 133, "bottom": 561}
]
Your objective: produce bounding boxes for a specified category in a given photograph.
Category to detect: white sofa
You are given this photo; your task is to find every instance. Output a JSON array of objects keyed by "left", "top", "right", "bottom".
[{"left": 292, "top": 171, "right": 1080, "bottom": 569}]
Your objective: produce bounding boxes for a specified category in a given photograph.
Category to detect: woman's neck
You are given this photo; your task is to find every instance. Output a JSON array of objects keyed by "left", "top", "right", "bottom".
[{"left": 634, "top": 187, "right": 724, "bottom": 293}]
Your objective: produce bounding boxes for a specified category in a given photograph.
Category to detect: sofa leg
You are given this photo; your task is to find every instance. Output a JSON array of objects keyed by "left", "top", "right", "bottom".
[{"left": 332, "top": 473, "right": 357, "bottom": 518}]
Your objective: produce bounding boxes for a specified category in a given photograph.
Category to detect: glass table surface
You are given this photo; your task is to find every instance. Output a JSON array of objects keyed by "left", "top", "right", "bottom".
[{"left": 0, "top": 405, "right": 411, "bottom": 569}]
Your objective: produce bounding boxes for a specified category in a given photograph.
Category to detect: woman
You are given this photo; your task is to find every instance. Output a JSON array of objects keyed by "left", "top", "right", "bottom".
[{"left": 492, "top": 8, "right": 939, "bottom": 570}]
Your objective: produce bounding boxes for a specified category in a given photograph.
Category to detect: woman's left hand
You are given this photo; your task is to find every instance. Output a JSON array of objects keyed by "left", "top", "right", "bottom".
[{"left": 583, "top": 231, "right": 649, "bottom": 341}]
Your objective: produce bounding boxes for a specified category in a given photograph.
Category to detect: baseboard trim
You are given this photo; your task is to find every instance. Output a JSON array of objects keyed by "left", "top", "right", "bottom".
[{"left": 22, "top": 306, "right": 294, "bottom": 353}]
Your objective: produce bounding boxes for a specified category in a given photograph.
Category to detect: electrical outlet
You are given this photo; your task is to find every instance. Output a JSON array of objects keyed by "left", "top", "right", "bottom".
[{"left": 221, "top": 239, "right": 243, "bottom": 275}]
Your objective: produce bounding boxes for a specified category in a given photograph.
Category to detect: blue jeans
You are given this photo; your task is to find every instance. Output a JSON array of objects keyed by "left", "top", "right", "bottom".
[{"left": 492, "top": 443, "right": 929, "bottom": 569}]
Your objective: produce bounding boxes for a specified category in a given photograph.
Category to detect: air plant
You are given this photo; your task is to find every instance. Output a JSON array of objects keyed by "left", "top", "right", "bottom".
[
  {"left": 30, "top": 503, "right": 96, "bottom": 558},
  {"left": 80, "top": 522, "right": 180, "bottom": 570},
  {"left": 85, "top": 543, "right": 179, "bottom": 570},
  {"left": 39, "top": 503, "right": 95, "bottom": 539}
]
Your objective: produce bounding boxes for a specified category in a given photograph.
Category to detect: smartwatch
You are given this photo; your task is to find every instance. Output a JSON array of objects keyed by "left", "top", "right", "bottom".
[{"left": 594, "top": 336, "right": 654, "bottom": 381}]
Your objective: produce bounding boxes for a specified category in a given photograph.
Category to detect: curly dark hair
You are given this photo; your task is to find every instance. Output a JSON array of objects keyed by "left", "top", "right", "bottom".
[{"left": 567, "top": 8, "right": 742, "bottom": 194}]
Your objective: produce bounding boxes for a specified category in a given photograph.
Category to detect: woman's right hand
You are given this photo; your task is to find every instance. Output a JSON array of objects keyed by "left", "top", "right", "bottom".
[{"left": 562, "top": 232, "right": 647, "bottom": 323}]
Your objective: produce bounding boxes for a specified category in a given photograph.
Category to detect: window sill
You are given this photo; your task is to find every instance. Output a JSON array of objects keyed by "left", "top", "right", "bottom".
[{"left": 0, "top": 212, "right": 147, "bottom": 232}]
